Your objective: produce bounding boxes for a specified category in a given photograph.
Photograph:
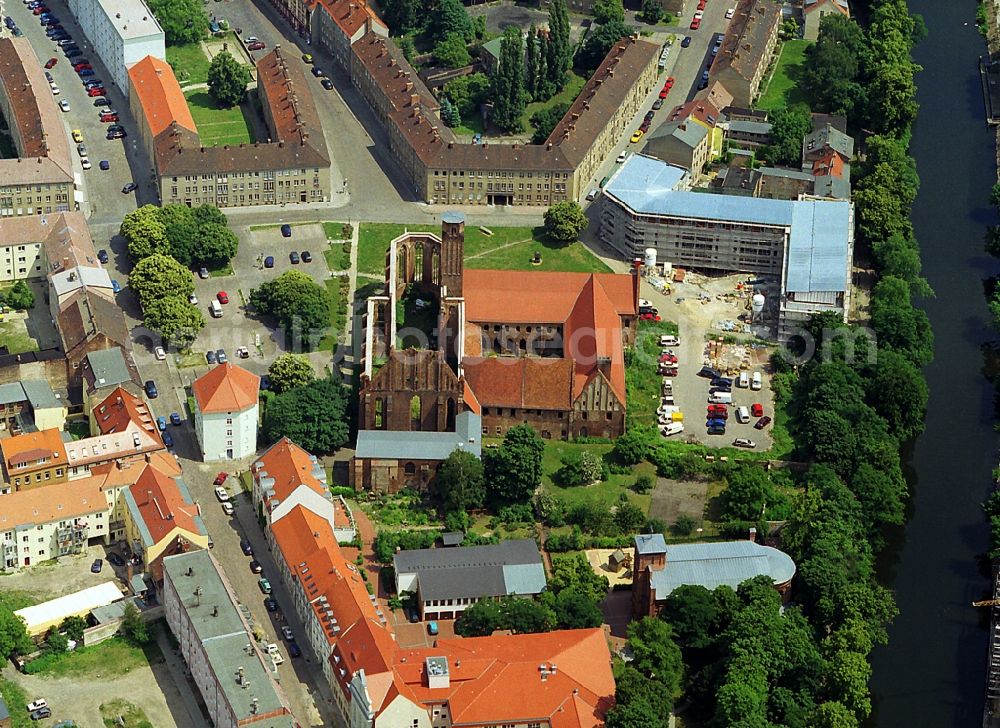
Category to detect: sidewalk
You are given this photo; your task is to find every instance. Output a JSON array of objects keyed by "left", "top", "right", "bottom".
[{"left": 155, "top": 628, "right": 210, "bottom": 728}]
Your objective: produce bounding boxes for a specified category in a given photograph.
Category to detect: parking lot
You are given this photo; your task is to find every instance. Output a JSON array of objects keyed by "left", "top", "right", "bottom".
[{"left": 639, "top": 272, "right": 776, "bottom": 450}]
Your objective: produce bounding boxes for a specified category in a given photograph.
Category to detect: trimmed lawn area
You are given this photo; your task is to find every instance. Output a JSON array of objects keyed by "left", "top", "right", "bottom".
[
  {"left": 0, "top": 319, "right": 39, "bottom": 355},
  {"left": 324, "top": 243, "right": 351, "bottom": 272},
  {"left": 100, "top": 698, "right": 154, "bottom": 728},
  {"left": 756, "top": 39, "right": 811, "bottom": 112},
  {"left": 166, "top": 42, "right": 211, "bottom": 86},
  {"left": 0, "top": 589, "right": 40, "bottom": 611},
  {"left": 319, "top": 276, "right": 349, "bottom": 350},
  {"left": 322, "top": 221, "right": 350, "bottom": 240},
  {"left": 357, "top": 223, "right": 609, "bottom": 276},
  {"left": 0, "top": 677, "right": 29, "bottom": 728},
  {"left": 521, "top": 71, "right": 587, "bottom": 135},
  {"left": 625, "top": 319, "right": 680, "bottom": 429},
  {"left": 25, "top": 636, "right": 162, "bottom": 679},
  {"left": 540, "top": 440, "right": 656, "bottom": 512},
  {"left": 184, "top": 91, "right": 255, "bottom": 146}
]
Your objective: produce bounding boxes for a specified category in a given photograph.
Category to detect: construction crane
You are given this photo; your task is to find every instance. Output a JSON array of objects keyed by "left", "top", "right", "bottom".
[{"left": 973, "top": 599, "right": 1000, "bottom": 607}]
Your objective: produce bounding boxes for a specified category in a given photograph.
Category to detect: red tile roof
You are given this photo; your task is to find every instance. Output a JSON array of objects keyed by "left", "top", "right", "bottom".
[
  {"left": 462, "top": 357, "right": 575, "bottom": 410},
  {"left": 127, "top": 464, "right": 202, "bottom": 546},
  {"left": 92, "top": 386, "right": 156, "bottom": 436},
  {"left": 192, "top": 363, "right": 259, "bottom": 414},
  {"left": 255, "top": 437, "right": 328, "bottom": 508},
  {"left": 312, "top": 0, "right": 386, "bottom": 37},
  {"left": 811, "top": 149, "right": 846, "bottom": 178},
  {"left": 667, "top": 99, "right": 721, "bottom": 127},
  {"left": 128, "top": 56, "right": 197, "bottom": 139},
  {"left": 1, "top": 429, "right": 66, "bottom": 469}
]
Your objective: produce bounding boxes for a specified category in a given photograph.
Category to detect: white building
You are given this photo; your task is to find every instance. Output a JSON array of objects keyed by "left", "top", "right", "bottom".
[
  {"left": 192, "top": 363, "right": 259, "bottom": 462},
  {"left": 66, "top": 0, "right": 165, "bottom": 98}
]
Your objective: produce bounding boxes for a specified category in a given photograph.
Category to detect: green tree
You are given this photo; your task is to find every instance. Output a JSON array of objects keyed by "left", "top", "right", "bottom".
[
  {"left": 543, "top": 201, "right": 588, "bottom": 243},
  {"left": 761, "top": 103, "right": 812, "bottom": 166},
  {"left": 207, "top": 51, "right": 252, "bottom": 108},
  {"left": 661, "top": 584, "right": 718, "bottom": 650},
  {"left": 530, "top": 101, "right": 569, "bottom": 144},
  {"left": 606, "top": 665, "right": 672, "bottom": 727},
  {"left": 615, "top": 499, "right": 646, "bottom": 534},
  {"left": 548, "top": 553, "right": 610, "bottom": 603},
  {"left": 547, "top": 0, "right": 572, "bottom": 85},
  {"left": 604, "top": 700, "right": 666, "bottom": 728},
  {"left": 627, "top": 617, "right": 683, "bottom": 698},
  {"left": 862, "top": 349, "right": 927, "bottom": 441},
  {"left": 263, "top": 377, "right": 351, "bottom": 453},
  {"left": 250, "top": 270, "right": 332, "bottom": 350},
  {"left": 810, "top": 701, "right": 860, "bottom": 728},
  {"left": 0, "top": 607, "right": 32, "bottom": 658},
  {"left": 193, "top": 203, "right": 227, "bottom": 226},
  {"left": 869, "top": 275, "right": 934, "bottom": 366},
  {"left": 525, "top": 25, "right": 540, "bottom": 100},
  {"left": 129, "top": 253, "right": 194, "bottom": 309},
  {"left": 143, "top": 297, "right": 205, "bottom": 348},
  {"left": 267, "top": 353, "right": 315, "bottom": 393},
  {"left": 613, "top": 425, "right": 656, "bottom": 465},
  {"left": 434, "top": 33, "right": 472, "bottom": 68},
  {"left": 575, "top": 20, "right": 631, "bottom": 71},
  {"left": 45, "top": 628, "right": 69, "bottom": 653},
  {"left": 432, "top": 0, "right": 473, "bottom": 42},
  {"left": 556, "top": 450, "right": 604, "bottom": 486},
  {"left": 157, "top": 204, "right": 199, "bottom": 266},
  {"left": 490, "top": 26, "right": 528, "bottom": 132},
  {"left": 504, "top": 596, "right": 556, "bottom": 634},
  {"left": 397, "top": 33, "right": 417, "bottom": 62},
  {"left": 147, "top": 0, "right": 206, "bottom": 44},
  {"left": 553, "top": 587, "right": 604, "bottom": 628},
  {"left": 121, "top": 602, "right": 150, "bottom": 645},
  {"left": 3, "top": 280, "right": 34, "bottom": 310},
  {"left": 484, "top": 424, "right": 545, "bottom": 505},
  {"left": 592, "top": 0, "right": 625, "bottom": 24},
  {"left": 444, "top": 73, "right": 490, "bottom": 118},
  {"left": 826, "top": 649, "right": 872, "bottom": 719},
  {"left": 986, "top": 226, "right": 1000, "bottom": 257},
  {"left": 437, "top": 449, "right": 486, "bottom": 513},
  {"left": 454, "top": 599, "right": 504, "bottom": 636},
  {"left": 722, "top": 465, "right": 774, "bottom": 522},
  {"left": 121, "top": 205, "right": 169, "bottom": 261},
  {"left": 383, "top": 0, "right": 420, "bottom": 34},
  {"left": 639, "top": 0, "right": 666, "bottom": 24},
  {"left": 439, "top": 97, "right": 461, "bottom": 127},
  {"left": 59, "top": 615, "right": 87, "bottom": 643},
  {"left": 194, "top": 222, "right": 239, "bottom": 268},
  {"left": 801, "top": 14, "right": 866, "bottom": 117}
]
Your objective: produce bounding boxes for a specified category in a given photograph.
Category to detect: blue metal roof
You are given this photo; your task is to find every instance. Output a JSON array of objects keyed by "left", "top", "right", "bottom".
[
  {"left": 786, "top": 199, "right": 852, "bottom": 293},
  {"left": 442, "top": 211, "right": 465, "bottom": 224},
  {"left": 634, "top": 533, "right": 667, "bottom": 555},
  {"left": 605, "top": 153, "right": 689, "bottom": 207},
  {"left": 503, "top": 563, "right": 549, "bottom": 595},
  {"left": 648, "top": 540, "right": 796, "bottom": 598},
  {"left": 355, "top": 412, "right": 481, "bottom": 461}
]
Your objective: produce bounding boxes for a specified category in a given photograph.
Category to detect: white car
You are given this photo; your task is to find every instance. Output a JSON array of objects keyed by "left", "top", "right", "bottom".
[
  {"left": 50, "top": 84, "right": 59, "bottom": 95},
  {"left": 26, "top": 700, "right": 47, "bottom": 712},
  {"left": 281, "top": 626, "right": 294, "bottom": 641},
  {"left": 726, "top": 7, "right": 735, "bottom": 18},
  {"left": 214, "top": 486, "right": 229, "bottom": 502},
  {"left": 221, "top": 501, "right": 234, "bottom": 515},
  {"left": 639, "top": 298, "right": 652, "bottom": 308},
  {"left": 733, "top": 438, "right": 757, "bottom": 449},
  {"left": 616, "top": 150, "right": 628, "bottom": 163},
  {"left": 188, "top": 293, "right": 198, "bottom": 305},
  {"left": 81, "top": 157, "right": 91, "bottom": 170},
  {"left": 154, "top": 346, "right": 166, "bottom": 360},
  {"left": 659, "top": 335, "right": 680, "bottom": 347},
  {"left": 59, "top": 99, "right": 70, "bottom": 112}
]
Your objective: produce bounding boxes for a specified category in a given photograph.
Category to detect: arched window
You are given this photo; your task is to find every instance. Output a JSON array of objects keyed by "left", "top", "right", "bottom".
[
  {"left": 410, "top": 395, "right": 421, "bottom": 430},
  {"left": 404, "top": 462, "right": 416, "bottom": 475}
]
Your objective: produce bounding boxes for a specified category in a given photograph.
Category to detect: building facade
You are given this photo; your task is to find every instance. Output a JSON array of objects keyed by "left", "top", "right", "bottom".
[
  {"left": 312, "top": 0, "right": 387, "bottom": 70},
  {"left": 708, "top": 0, "right": 782, "bottom": 107},
  {"left": 0, "top": 429, "right": 69, "bottom": 490},
  {"left": 192, "top": 363, "right": 259, "bottom": 461},
  {"left": 803, "top": 0, "right": 850, "bottom": 40},
  {"left": 0, "top": 39, "right": 75, "bottom": 217},
  {"left": 66, "top": 0, "right": 165, "bottom": 97}
]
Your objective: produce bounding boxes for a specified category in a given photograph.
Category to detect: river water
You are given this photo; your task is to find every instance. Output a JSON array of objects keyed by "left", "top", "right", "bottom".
[{"left": 866, "top": 2, "right": 996, "bottom": 725}]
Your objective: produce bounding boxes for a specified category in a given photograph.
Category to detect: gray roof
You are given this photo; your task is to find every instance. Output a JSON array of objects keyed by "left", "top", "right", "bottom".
[
  {"left": 648, "top": 120, "right": 707, "bottom": 150},
  {"left": 727, "top": 120, "right": 772, "bottom": 136},
  {"left": 163, "top": 551, "right": 293, "bottom": 725},
  {"left": 50, "top": 266, "right": 112, "bottom": 297},
  {"left": 83, "top": 348, "right": 135, "bottom": 388},
  {"left": 813, "top": 172, "right": 851, "bottom": 201},
  {"left": 648, "top": 540, "right": 796, "bottom": 598},
  {"left": 395, "top": 538, "right": 546, "bottom": 602},
  {"left": 0, "top": 380, "right": 60, "bottom": 409},
  {"left": 0, "top": 693, "right": 9, "bottom": 721},
  {"left": 803, "top": 123, "right": 854, "bottom": 160},
  {"left": 758, "top": 166, "right": 815, "bottom": 182},
  {"left": 635, "top": 533, "right": 667, "bottom": 555},
  {"left": 354, "top": 411, "right": 481, "bottom": 461},
  {"left": 442, "top": 531, "right": 465, "bottom": 546},
  {"left": 785, "top": 200, "right": 852, "bottom": 293},
  {"left": 91, "top": 595, "right": 143, "bottom": 623}
]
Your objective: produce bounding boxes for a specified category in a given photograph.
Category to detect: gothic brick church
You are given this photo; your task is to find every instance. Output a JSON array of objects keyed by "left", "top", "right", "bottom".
[{"left": 352, "top": 212, "right": 639, "bottom": 492}]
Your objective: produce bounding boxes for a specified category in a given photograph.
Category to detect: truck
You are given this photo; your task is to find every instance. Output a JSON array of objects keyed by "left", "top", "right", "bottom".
[
  {"left": 708, "top": 391, "right": 733, "bottom": 404},
  {"left": 266, "top": 643, "right": 284, "bottom": 665},
  {"left": 660, "top": 422, "right": 684, "bottom": 437}
]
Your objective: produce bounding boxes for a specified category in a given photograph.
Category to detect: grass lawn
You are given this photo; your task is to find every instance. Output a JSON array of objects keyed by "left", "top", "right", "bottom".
[
  {"left": 65, "top": 418, "right": 90, "bottom": 440},
  {"left": 25, "top": 637, "right": 162, "bottom": 679},
  {"left": 756, "top": 39, "right": 811, "bottom": 112},
  {"left": 521, "top": 71, "right": 587, "bottom": 135},
  {"left": 166, "top": 42, "right": 211, "bottom": 86},
  {"left": 100, "top": 698, "right": 154, "bottom": 728},
  {"left": 318, "top": 276, "right": 349, "bottom": 350},
  {"left": 625, "top": 319, "right": 680, "bottom": 429},
  {"left": 357, "top": 223, "right": 609, "bottom": 276},
  {"left": 0, "top": 589, "right": 40, "bottom": 611},
  {"left": 0, "top": 677, "right": 30, "bottom": 728},
  {"left": 184, "top": 91, "right": 255, "bottom": 146},
  {"left": 453, "top": 115, "right": 486, "bottom": 136},
  {"left": 324, "top": 243, "right": 351, "bottom": 272},
  {"left": 322, "top": 221, "right": 350, "bottom": 240},
  {"left": 208, "top": 262, "right": 234, "bottom": 277},
  {"left": 540, "top": 440, "right": 656, "bottom": 513},
  {"left": 0, "top": 319, "right": 38, "bottom": 355}
]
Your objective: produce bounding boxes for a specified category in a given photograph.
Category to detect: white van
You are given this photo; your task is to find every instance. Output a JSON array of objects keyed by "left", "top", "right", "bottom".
[
  {"left": 661, "top": 422, "right": 685, "bottom": 437},
  {"left": 738, "top": 371, "right": 749, "bottom": 388},
  {"left": 660, "top": 335, "right": 680, "bottom": 347},
  {"left": 708, "top": 391, "right": 732, "bottom": 404},
  {"left": 751, "top": 371, "right": 762, "bottom": 390},
  {"left": 209, "top": 299, "right": 223, "bottom": 318},
  {"left": 735, "top": 406, "right": 750, "bottom": 424}
]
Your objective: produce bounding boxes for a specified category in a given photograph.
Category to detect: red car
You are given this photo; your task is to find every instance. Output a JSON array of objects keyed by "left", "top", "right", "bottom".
[
  {"left": 32, "top": 6, "right": 49, "bottom": 14},
  {"left": 707, "top": 404, "right": 727, "bottom": 414},
  {"left": 44, "top": 57, "right": 57, "bottom": 68},
  {"left": 640, "top": 312, "right": 661, "bottom": 321},
  {"left": 697, "top": 0, "right": 706, "bottom": 9},
  {"left": 659, "top": 353, "right": 677, "bottom": 364},
  {"left": 707, "top": 408, "right": 729, "bottom": 420},
  {"left": 217, "top": 291, "right": 229, "bottom": 304},
  {"left": 690, "top": 17, "right": 701, "bottom": 29},
  {"left": 751, "top": 403, "right": 764, "bottom": 417},
  {"left": 247, "top": 40, "right": 265, "bottom": 50},
  {"left": 87, "top": 87, "right": 106, "bottom": 97},
  {"left": 754, "top": 416, "right": 772, "bottom": 430},
  {"left": 658, "top": 88, "right": 669, "bottom": 99},
  {"left": 75, "top": 63, "right": 92, "bottom": 71},
  {"left": 99, "top": 112, "right": 119, "bottom": 123},
  {"left": 213, "top": 472, "right": 229, "bottom": 486},
  {"left": 664, "top": 76, "right": 675, "bottom": 89}
]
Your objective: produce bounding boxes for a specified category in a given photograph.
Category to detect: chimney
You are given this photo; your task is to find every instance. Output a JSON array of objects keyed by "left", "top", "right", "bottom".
[
  {"left": 410, "top": 93, "right": 419, "bottom": 106},
  {"left": 597, "top": 356, "right": 612, "bottom": 379},
  {"left": 749, "top": 527, "right": 757, "bottom": 542}
]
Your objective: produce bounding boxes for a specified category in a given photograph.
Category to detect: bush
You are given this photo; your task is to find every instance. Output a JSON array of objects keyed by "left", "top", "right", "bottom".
[
  {"left": 556, "top": 450, "right": 605, "bottom": 486},
  {"left": 672, "top": 514, "right": 696, "bottom": 536},
  {"left": 631, "top": 473, "right": 654, "bottom": 494}
]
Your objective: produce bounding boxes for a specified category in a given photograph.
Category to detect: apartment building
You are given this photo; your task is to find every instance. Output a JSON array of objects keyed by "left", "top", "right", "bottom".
[
  {"left": 162, "top": 551, "right": 296, "bottom": 728},
  {"left": 130, "top": 50, "right": 332, "bottom": 209},
  {"left": 0, "top": 428, "right": 69, "bottom": 491},
  {"left": 0, "top": 381, "right": 65, "bottom": 434},
  {"left": 312, "top": 0, "right": 387, "bottom": 70},
  {"left": 57, "top": 289, "right": 132, "bottom": 387},
  {"left": 0, "top": 39, "right": 75, "bottom": 217},
  {"left": 192, "top": 363, "right": 259, "bottom": 461},
  {"left": 708, "top": 0, "right": 782, "bottom": 107},
  {"left": 66, "top": 0, "right": 165, "bottom": 97},
  {"left": 803, "top": 0, "right": 849, "bottom": 41}
]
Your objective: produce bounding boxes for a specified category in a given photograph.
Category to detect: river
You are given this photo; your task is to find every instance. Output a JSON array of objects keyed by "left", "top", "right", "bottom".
[{"left": 866, "top": 2, "right": 997, "bottom": 725}]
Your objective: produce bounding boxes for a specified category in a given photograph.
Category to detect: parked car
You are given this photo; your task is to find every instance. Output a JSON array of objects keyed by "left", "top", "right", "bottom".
[
  {"left": 264, "top": 255, "right": 274, "bottom": 268},
  {"left": 154, "top": 345, "right": 166, "bottom": 360},
  {"left": 206, "top": 350, "right": 217, "bottom": 364},
  {"left": 99, "top": 112, "right": 118, "bottom": 123},
  {"left": 302, "top": 53, "right": 313, "bottom": 63},
  {"left": 697, "top": 366, "right": 720, "bottom": 379},
  {"left": 630, "top": 129, "right": 644, "bottom": 143},
  {"left": 188, "top": 293, "right": 198, "bottom": 304},
  {"left": 144, "top": 379, "right": 158, "bottom": 398},
  {"left": 281, "top": 223, "right": 292, "bottom": 237},
  {"left": 726, "top": 6, "right": 735, "bottom": 18},
  {"left": 241, "top": 539, "right": 253, "bottom": 556},
  {"left": 162, "top": 431, "right": 174, "bottom": 448},
  {"left": 99, "top": 159, "right": 110, "bottom": 170},
  {"left": 288, "top": 642, "right": 302, "bottom": 658},
  {"left": 214, "top": 486, "right": 229, "bottom": 502},
  {"left": 199, "top": 266, "right": 209, "bottom": 278},
  {"left": 26, "top": 700, "right": 48, "bottom": 713},
  {"left": 221, "top": 501, "right": 233, "bottom": 515},
  {"left": 121, "top": 182, "right": 137, "bottom": 193},
  {"left": 311, "top": 66, "right": 324, "bottom": 77},
  {"left": 58, "top": 99, "right": 70, "bottom": 111},
  {"left": 750, "top": 403, "right": 763, "bottom": 417},
  {"left": 247, "top": 39, "right": 265, "bottom": 50},
  {"left": 427, "top": 621, "right": 439, "bottom": 636},
  {"left": 217, "top": 291, "right": 229, "bottom": 304},
  {"left": 264, "top": 597, "right": 278, "bottom": 611},
  {"left": 733, "top": 438, "right": 757, "bottom": 449},
  {"left": 30, "top": 708, "right": 51, "bottom": 721},
  {"left": 690, "top": 16, "right": 701, "bottom": 29},
  {"left": 617, "top": 150, "right": 628, "bottom": 163},
  {"left": 707, "top": 424, "right": 726, "bottom": 435},
  {"left": 301, "top": 251, "right": 312, "bottom": 262},
  {"left": 216, "top": 349, "right": 227, "bottom": 363},
  {"left": 260, "top": 375, "right": 270, "bottom": 391},
  {"left": 711, "top": 377, "right": 733, "bottom": 388},
  {"left": 110, "top": 278, "right": 119, "bottom": 292},
  {"left": 91, "top": 558, "right": 103, "bottom": 573},
  {"left": 92, "top": 96, "right": 108, "bottom": 106},
  {"left": 71, "top": 129, "right": 83, "bottom": 143},
  {"left": 44, "top": 56, "right": 57, "bottom": 68},
  {"left": 170, "top": 412, "right": 182, "bottom": 426},
  {"left": 321, "top": 78, "right": 334, "bottom": 90},
  {"left": 213, "top": 472, "right": 228, "bottom": 486},
  {"left": 281, "top": 626, "right": 294, "bottom": 641},
  {"left": 156, "top": 416, "right": 167, "bottom": 431},
  {"left": 289, "top": 251, "right": 300, "bottom": 264},
  {"left": 258, "top": 577, "right": 272, "bottom": 594},
  {"left": 754, "top": 416, "right": 772, "bottom": 430},
  {"left": 107, "top": 552, "right": 125, "bottom": 567}
]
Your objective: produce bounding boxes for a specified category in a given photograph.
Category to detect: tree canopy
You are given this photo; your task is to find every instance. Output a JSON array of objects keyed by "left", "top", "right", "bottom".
[
  {"left": 263, "top": 377, "right": 351, "bottom": 453},
  {"left": 437, "top": 449, "right": 486, "bottom": 513},
  {"left": 207, "top": 51, "right": 252, "bottom": 107},
  {"left": 490, "top": 27, "right": 528, "bottom": 132},
  {"left": 575, "top": 20, "right": 631, "bottom": 71},
  {"left": 250, "top": 270, "right": 332, "bottom": 350},
  {"left": 483, "top": 424, "right": 545, "bottom": 505},
  {"left": 267, "top": 353, "right": 316, "bottom": 393},
  {"left": 543, "top": 201, "right": 588, "bottom": 243},
  {"left": 434, "top": 33, "right": 472, "bottom": 68},
  {"left": 147, "top": 0, "right": 206, "bottom": 44},
  {"left": 129, "top": 254, "right": 194, "bottom": 309}
]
